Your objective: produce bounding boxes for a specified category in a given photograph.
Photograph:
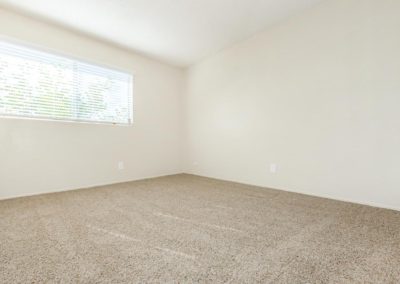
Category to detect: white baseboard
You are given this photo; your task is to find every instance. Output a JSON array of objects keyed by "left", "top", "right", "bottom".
[
  {"left": 186, "top": 172, "right": 400, "bottom": 212},
  {"left": 0, "top": 172, "right": 183, "bottom": 201},
  {"left": 2, "top": 171, "right": 399, "bottom": 213}
]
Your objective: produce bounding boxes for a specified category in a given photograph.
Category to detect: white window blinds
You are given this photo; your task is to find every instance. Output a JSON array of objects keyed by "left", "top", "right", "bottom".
[{"left": 0, "top": 40, "right": 133, "bottom": 124}]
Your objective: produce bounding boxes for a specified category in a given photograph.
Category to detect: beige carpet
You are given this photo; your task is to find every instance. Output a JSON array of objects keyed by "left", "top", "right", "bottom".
[{"left": 1, "top": 174, "right": 399, "bottom": 283}]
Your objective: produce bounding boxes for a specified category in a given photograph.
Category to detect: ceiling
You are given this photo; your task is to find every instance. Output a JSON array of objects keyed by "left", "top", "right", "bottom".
[{"left": 0, "top": 0, "right": 324, "bottom": 67}]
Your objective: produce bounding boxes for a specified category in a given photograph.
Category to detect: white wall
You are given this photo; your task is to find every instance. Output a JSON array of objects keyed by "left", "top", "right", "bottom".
[
  {"left": 1, "top": 0, "right": 399, "bottom": 211},
  {"left": 184, "top": 0, "right": 400, "bottom": 210},
  {"left": 0, "top": 9, "right": 184, "bottom": 199}
]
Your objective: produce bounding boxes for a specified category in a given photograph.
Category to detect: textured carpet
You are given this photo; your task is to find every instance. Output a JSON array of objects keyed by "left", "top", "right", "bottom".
[{"left": 1, "top": 174, "right": 399, "bottom": 283}]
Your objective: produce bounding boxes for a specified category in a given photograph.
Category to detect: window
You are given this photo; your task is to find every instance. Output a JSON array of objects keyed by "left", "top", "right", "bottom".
[{"left": 0, "top": 40, "right": 133, "bottom": 125}]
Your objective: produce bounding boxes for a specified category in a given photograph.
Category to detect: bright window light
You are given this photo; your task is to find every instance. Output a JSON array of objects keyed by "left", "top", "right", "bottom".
[{"left": 0, "top": 40, "right": 133, "bottom": 125}]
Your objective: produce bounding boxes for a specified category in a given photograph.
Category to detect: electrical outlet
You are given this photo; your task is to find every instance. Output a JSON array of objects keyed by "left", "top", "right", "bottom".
[
  {"left": 118, "top": 161, "right": 125, "bottom": 170},
  {"left": 269, "top": 163, "right": 277, "bottom": 174}
]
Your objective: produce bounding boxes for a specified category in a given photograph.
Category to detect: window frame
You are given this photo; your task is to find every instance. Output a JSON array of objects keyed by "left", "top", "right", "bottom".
[{"left": 0, "top": 36, "right": 134, "bottom": 126}]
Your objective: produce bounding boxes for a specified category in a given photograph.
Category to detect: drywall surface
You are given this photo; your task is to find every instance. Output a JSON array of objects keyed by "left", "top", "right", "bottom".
[
  {"left": 0, "top": 9, "right": 184, "bottom": 199},
  {"left": 184, "top": 0, "right": 400, "bottom": 210}
]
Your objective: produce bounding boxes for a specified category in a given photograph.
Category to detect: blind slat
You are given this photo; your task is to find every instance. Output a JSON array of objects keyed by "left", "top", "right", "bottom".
[{"left": 0, "top": 40, "right": 133, "bottom": 124}]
